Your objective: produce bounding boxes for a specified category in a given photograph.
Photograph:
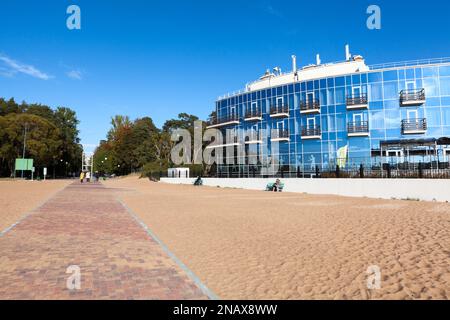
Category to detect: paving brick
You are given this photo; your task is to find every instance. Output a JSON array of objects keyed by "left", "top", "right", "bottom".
[{"left": 0, "top": 182, "right": 208, "bottom": 300}]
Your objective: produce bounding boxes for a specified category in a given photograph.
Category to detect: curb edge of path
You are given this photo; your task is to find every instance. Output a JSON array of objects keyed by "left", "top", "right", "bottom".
[{"left": 115, "top": 196, "right": 220, "bottom": 301}]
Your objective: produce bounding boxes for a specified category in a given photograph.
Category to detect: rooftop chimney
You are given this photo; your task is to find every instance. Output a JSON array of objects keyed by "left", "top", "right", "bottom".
[
  {"left": 316, "top": 54, "right": 321, "bottom": 65},
  {"left": 345, "top": 44, "right": 351, "bottom": 61},
  {"left": 291, "top": 55, "right": 297, "bottom": 73}
]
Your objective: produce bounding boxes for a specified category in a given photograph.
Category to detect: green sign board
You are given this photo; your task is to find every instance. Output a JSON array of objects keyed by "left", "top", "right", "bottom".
[{"left": 15, "top": 158, "right": 34, "bottom": 171}]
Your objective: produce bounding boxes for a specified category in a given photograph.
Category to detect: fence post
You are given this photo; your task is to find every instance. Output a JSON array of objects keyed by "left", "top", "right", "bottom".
[
  {"left": 336, "top": 165, "right": 340, "bottom": 178},
  {"left": 297, "top": 166, "right": 300, "bottom": 178},
  {"left": 387, "top": 165, "right": 391, "bottom": 178},
  {"left": 315, "top": 165, "right": 320, "bottom": 178},
  {"left": 418, "top": 162, "right": 423, "bottom": 179},
  {"left": 359, "top": 164, "right": 364, "bottom": 178}
]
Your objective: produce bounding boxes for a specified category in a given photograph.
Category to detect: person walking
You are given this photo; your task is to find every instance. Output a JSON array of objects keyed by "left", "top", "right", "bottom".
[
  {"left": 79, "top": 171, "right": 85, "bottom": 184},
  {"left": 86, "top": 171, "right": 91, "bottom": 183}
]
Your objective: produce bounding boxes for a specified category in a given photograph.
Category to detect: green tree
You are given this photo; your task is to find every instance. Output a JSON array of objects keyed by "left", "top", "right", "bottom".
[{"left": 0, "top": 113, "right": 61, "bottom": 175}]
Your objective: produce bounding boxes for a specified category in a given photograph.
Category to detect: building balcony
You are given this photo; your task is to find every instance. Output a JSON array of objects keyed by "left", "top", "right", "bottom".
[
  {"left": 301, "top": 126, "right": 321, "bottom": 140},
  {"left": 269, "top": 105, "right": 289, "bottom": 118},
  {"left": 400, "top": 89, "right": 426, "bottom": 106},
  {"left": 300, "top": 100, "right": 321, "bottom": 114},
  {"left": 245, "top": 132, "right": 263, "bottom": 144},
  {"left": 347, "top": 121, "right": 370, "bottom": 137},
  {"left": 346, "top": 94, "right": 368, "bottom": 110},
  {"left": 270, "top": 129, "right": 290, "bottom": 142},
  {"left": 401, "top": 118, "right": 427, "bottom": 134},
  {"left": 244, "top": 110, "right": 262, "bottom": 122},
  {"left": 206, "top": 114, "right": 240, "bottom": 129}
]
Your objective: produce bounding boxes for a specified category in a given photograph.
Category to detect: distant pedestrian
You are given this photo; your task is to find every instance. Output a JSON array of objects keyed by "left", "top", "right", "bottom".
[
  {"left": 80, "top": 171, "right": 85, "bottom": 184},
  {"left": 86, "top": 171, "right": 91, "bottom": 183}
]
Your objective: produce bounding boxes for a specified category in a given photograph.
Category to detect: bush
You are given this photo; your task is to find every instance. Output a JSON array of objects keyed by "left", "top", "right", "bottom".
[{"left": 141, "top": 162, "right": 168, "bottom": 180}]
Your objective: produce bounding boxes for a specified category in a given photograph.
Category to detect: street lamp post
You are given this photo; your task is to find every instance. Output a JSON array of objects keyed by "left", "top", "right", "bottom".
[{"left": 21, "top": 123, "right": 28, "bottom": 178}]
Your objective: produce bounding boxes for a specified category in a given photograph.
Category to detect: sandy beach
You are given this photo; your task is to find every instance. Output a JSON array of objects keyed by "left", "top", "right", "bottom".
[
  {"left": 0, "top": 179, "right": 71, "bottom": 232},
  {"left": 104, "top": 176, "right": 450, "bottom": 300}
]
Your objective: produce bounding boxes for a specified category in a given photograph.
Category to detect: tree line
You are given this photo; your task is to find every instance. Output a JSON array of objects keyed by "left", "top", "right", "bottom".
[
  {"left": 0, "top": 97, "right": 83, "bottom": 178},
  {"left": 93, "top": 112, "right": 216, "bottom": 178}
]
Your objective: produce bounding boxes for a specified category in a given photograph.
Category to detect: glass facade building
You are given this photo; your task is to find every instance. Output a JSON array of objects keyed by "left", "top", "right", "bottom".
[{"left": 208, "top": 56, "right": 450, "bottom": 177}]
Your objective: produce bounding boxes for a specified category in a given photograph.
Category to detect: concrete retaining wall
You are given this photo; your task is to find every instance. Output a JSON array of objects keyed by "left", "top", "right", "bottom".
[{"left": 160, "top": 178, "right": 450, "bottom": 202}]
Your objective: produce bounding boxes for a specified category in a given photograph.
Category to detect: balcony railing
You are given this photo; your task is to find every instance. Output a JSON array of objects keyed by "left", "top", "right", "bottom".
[
  {"left": 245, "top": 110, "right": 262, "bottom": 120},
  {"left": 300, "top": 100, "right": 320, "bottom": 113},
  {"left": 348, "top": 121, "right": 369, "bottom": 136},
  {"left": 301, "top": 126, "right": 321, "bottom": 138},
  {"left": 245, "top": 131, "right": 262, "bottom": 143},
  {"left": 346, "top": 94, "right": 368, "bottom": 108},
  {"left": 401, "top": 118, "right": 427, "bottom": 134},
  {"left": 271, "top": 129, "right": 289, "bottom": 141},
  {"left": 208, "top": 114, "right": 240, "bottom": 127},
  {"left": 400, "top": 89, "right": 426, "bottom": 105},
  {"left": 270, "top": 104, "right": 289, "bottom": 117}
]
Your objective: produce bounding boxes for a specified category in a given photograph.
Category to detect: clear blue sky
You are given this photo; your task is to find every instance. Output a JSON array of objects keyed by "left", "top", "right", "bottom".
[{"left": 1, "top": 0, "right": 449, "bottom": 152}]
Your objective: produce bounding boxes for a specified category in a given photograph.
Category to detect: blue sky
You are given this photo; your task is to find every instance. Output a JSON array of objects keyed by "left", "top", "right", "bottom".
[{"left": 1, "top": 0, "right": 449, "bottom": 152}]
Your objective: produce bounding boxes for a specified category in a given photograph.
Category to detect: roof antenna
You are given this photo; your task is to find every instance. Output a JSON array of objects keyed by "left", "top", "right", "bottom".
[{"left": 316, "top": 54, "right": 321, "bottom": 65}]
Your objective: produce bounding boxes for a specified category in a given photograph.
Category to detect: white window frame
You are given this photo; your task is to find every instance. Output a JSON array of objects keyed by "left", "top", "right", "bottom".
[
  {"left": 352, "top": 86, "right": 362, "bottom": 97},
  {"left": 230, "top": 106, "right": 236, "bottom": 117},
  {"left": 307, "top": 117, "right": 316, "bottom": 129},
  {"left": 353, "top": 113, "right": 363, "bottom": 123},
  {"left": 386, "top": 149, "right": 404, "bottom": 158},
  {"left": 407, "top": 109, "right": 418, "bottom": 121},
  {"left": 276, "top": 97, "right": 284, "bottom": 107},
  {"left": 406, "top": 80, "right": 416, "bottom": 93},
  {"left": 306, "top": 92, "right": 314, "bottom": 102},
  {"left": 277, "top": 121, "right": 285, "bottom": 130},
  {"left": 251, "top": 102, "right": 257, "bottom": 113}
]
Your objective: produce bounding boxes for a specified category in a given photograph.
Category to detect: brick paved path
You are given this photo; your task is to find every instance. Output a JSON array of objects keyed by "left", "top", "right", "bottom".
[{"left": 0, "top": 182, "right": 209, "bottom": 299}]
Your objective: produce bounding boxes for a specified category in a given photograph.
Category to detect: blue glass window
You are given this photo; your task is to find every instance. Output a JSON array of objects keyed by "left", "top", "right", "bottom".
[
  {"left": 441, "top": 96, "right": 450, "bottom": 106},
  {"left": 439, "top": 66, "right": 450, "bottom": 77},
  {"left": 368, "top": 72, "right": 382, "bottom": 83},
  {"left": 442, "top": 107, "right": 450, "bottom": 124},
  {"left": 335, "top": 77, "right": 345, "bottom": 87},
  {"left": 370, "top": 111, "right": 385, "bottom": 129},
  {"left": 360, "top": 74, "right": 367, "bottom": 84},
  {"left": 423, "top": 66, "right": 439, "bottom": 78},
  {"left": 415, "top": 68, "right": 422, "bottom": 79},
  {"left": 383, "top": 70, "right": 398, "bottom": 81},
  {"left": 327, "top": 88, "right": 335, "bottom": 105},
  {"left": 327, "top": 78, "right": 334, "bottom": 88},
  {"left": 385, "top": 110, "right": 400, "bottom": 129},
  {"left": 352, "top": 74, "right": 361, "bottom": 85},
  {"left": 335, "top": 87, "right": 345, "bottom": 104},
  {"left": 426, "top": 108, "right": 441, "bottom": 127},
  {"left": 383, "top": 81, "right": 399, "bottom": 100},
  {"left": 440, "top": 77, "right": 450, "bottom": 96},
  {"left": 314, "top": 80, "right": 319, "bottom": 90},
  {"left": 405, "top": 68, "right": 414, "bottom": 80},
  {"left": 277, "top": 87, "right": 282, "bottom": 96},
  {"left": 424, "top": 78, "right": 439, "bottom": 97}
]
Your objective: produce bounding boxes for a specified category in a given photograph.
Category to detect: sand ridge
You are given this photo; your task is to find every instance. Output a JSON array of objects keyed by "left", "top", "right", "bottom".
[{"left": 105, "top": 176, "right": 450, "bottom": 300}]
